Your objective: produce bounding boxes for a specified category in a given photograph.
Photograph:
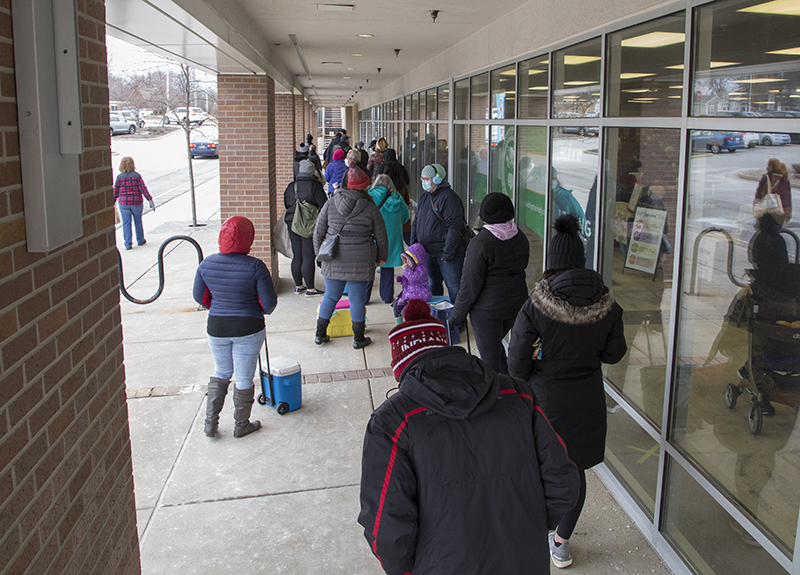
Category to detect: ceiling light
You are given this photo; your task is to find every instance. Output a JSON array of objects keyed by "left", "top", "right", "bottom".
[
  {"left": 629, "top": 99, "right": 656, "bottom": 103},
  {"left": 343, "top": 76, "right": 350, "bottom": 79},
  {"left": 351, "top": 53, "right": 363, "bottom": 57},
  {"left": 346, "top": 67, "right": 356, "bottom": 70},
  {"left": 768, "top": 89, "right": 781, "bottom": 93},
  {"left": 564, "top": 81, "right": 596, "bottom": 85},
  {"left": 540, "top": 59, "right": 550, "bottom": 65},
  {"left": 322, "top": 61, "right": 342, "bottom": 65},
  {"left": 710, "top": 61, "right": 741, "bottom": 68},
  {"left": 621, "top": 32, "right": 685, "bottom": 48},
  {"left": 527, "top": 69, "right": 546, "bottom": 75},
  {"left": 500, "top": 69, "right": 517, "bottom": 76},
  {"left": 728, "top": 92, "right": 746, "bottom": 95},
  {"left": 738, "top": 0, "right": 800, "bottom": 16},
  {"left": 668, "top": 95, "right": 682, "bottom": 99},
  {"left": 316, "top": 3, "right": 355, "bottom": 11},
  {"left": 738, "top": 78, "right": 788, "bottom": 83},
  {"left": 670, "top": 85, "right": 683, "bottom": 89},
  {"left": 630, "top": 97, "right": 659, "bottom": 100},
  {"left": 666, "top": 64, "right": 684, "bottom": 70},
  {"left": 357, "top": 34, "right": 374, "bottom": 38},
  {"left": 767, "top": 46, "right": 800, "bottom": 56},
  {"left": 623, "top": 89, "right": 652, "bottom": 93},
  {"left": 729, "top": 97, "right": 748, "bottom": 100},
  {"left": 791, "top": 94, "right": 800, "bottom": 97},
  {"left": 529, "top": 86, "right": 548, "bottom": 90},
  {"left": 564, "top": 55, "right": 601, "bottom": 65},
  {"left": 620, "top": 72, "right": 657, "bottom": 79}
]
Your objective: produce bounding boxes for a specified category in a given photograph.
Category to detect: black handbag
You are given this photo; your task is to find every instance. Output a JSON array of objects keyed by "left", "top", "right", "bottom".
[
  {"left": 316, "top": 211, "right": 354, "bottom": 263},
  {"left": 432, "top": 203, "right": 473, "bottom": 248}
]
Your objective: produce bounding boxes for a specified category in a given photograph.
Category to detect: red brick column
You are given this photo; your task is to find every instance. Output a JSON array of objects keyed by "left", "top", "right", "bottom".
[
  {"left": 0, "top": 2, "right": 140, "bottom": 574},
  {"left": 294, "top": 94, "right": 305, "bottom": 145},
  {"left": 275, "top": 93, "right": 295, "bottom": 200},
  {"left": 217, "top": 75, "right": 278, "bottom": 277}
]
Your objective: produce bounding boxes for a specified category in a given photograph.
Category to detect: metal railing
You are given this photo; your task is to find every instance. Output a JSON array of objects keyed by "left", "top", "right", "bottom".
[{"left": 688, "top": 228, "right": 745, "bottom": 294}]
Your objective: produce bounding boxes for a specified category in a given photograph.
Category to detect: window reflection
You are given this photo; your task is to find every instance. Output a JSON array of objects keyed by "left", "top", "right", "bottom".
[
  {"left": 471, "top": 73, "right": 489, "bottom": 120},
  {"left": 674, "top": 131, "right": 800, "bottom": 552},
  {"left": 606, "top": 12, "right": 685, "bottom": 117},
  {"left": 404, "top": 123, "right": 421, "bottom": 203},
  {"left": 518, "top": 56, "right": 549, "bottom": 119},
  {"left": 553, "top": 38, "right": 602, "bottom": 119},
  {"left": 438, "top": 85, "right": 450, "bottom": 120},
  {"left": 693, "top": 0, "right": 800, "bottom": 117},
  {"left": 516, "top": 126, "right": 547, "bottom": 287},
  {"left": 470, "top": 125, "right": 490, "bottom": 223},
  {"left": 489, "top": 125, "right": 515, "bottom": 198},
  {"left": 602, "top": 128, "right": 679, "bottom": 428},
  {"left": 453, "top": 124, "right": 471, "bottom": 213},
  {"left": 454, "top": 78, "right": 469, "bottom": 120},
  {"left": 491, "top": 65, "right": 516, "bottom": 120}
]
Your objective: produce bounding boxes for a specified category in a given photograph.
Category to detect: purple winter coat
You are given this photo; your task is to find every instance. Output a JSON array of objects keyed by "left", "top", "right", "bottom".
[{"left": 397, "top": 243, "right": 432, "bottom": 306}]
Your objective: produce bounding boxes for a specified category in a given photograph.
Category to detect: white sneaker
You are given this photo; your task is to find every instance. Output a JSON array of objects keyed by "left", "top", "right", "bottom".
[{"left": 549, "top": 532, "right": 573, "bottom": 568}]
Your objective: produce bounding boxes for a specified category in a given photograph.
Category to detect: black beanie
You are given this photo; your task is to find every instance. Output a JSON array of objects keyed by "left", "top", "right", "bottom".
[
  {"left": 548, "top": 214, "right": 585, "bottom": 270},
  {"left": 479, "top": 192, "right": 515, "bottom": 224}
]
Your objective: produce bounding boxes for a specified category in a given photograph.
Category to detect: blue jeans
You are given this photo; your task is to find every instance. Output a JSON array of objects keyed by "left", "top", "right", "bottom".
[
  {"left": 119, "top": 204, "right": 145, "bottom": 248},
  {"left": 427, "top": 248, "right": 465, "bottom": 303},
  {"left": 319, "top": 279, "right": 369, "bottom": 322},
  {"left": 207, "top": 328, "right": 265, "bottom": 390}
]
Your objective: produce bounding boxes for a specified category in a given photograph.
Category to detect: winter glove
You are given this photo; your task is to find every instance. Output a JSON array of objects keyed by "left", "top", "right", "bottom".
[
  {"left": 447, "top": 317, "right": 466, "bottom": 335},
  {"left": 149, "top": 200, "right": 156, "bottom": 211}
]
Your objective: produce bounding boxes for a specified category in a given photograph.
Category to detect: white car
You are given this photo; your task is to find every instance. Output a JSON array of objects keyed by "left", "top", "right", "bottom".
[
  {"left": 109, "top": 112, "right": 138, "bottom": 135},
  {"left": 740, "top": 132, "right": 759, "bottom": 148},
  {"left": 163, "top": 107, "right": 207, "bottom": 126},
  {"left": 758, "top": 133, "right": 791, "bottom": 146}
]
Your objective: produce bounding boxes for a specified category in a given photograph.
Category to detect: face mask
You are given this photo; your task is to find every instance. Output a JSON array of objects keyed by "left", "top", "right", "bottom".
[
  {"left": 551, "top": 180, "right": 558, "bottom": 191},
  {"left": 421, "top": 180, "right": 433, "bottom": 192}
]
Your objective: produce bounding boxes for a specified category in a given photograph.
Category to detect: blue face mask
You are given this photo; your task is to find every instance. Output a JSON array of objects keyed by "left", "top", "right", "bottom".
[{"left": 421, "top": 180, "right": 433, "bottom": 192}]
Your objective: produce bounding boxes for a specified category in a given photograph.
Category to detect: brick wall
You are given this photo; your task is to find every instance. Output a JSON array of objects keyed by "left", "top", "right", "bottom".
[
  {"left": 217, "top": 75, "right": 278, "bottom": 276},
  {"left": 275, "top": 93, "right": 295, "bottom": 195},
  {"left": 0, "top": 2, "right": 141, "bottom": 574}
]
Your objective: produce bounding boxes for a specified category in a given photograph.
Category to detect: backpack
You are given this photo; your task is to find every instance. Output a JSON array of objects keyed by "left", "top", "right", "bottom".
[{"left": 291, "top": 182, "right": 320, "bottom": 238}]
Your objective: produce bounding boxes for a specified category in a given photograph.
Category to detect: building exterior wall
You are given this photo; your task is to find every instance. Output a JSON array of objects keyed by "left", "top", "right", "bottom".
[
  {"left": 217, "top": 75, "right": 278, "bottom": 276},
  {"left": 0, "top": 1, "right": 141, "bottom": 574},
  {"left": 275, "top": 93, "right": 295, "bottom": 204}
]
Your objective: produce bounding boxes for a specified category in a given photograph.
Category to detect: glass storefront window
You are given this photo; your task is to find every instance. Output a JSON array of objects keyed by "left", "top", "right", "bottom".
[
  {"left": 436, "top": 125, "right": 449, "bottom": 180},
  {"left": 438, "top": 84, "right": 450, "bottom": 121},
  {"left": 693, "top": 0, "right": 800, "bottom": 118},
  {"left": 673, "top": 129, "right": 800, "bottom": 553},
  {"left": 471, "top": 73, "right": 490, "bottom": 120},
  {"left": 404, "top": 123, "right": 421, "bottom": 203},
  {"left": 516, "top": 126, "right": 547, "bottom": 287},
  {"left": 411, "top": 92, "right": 419, "bottom": 120},
  {"left": 469, "top": 124, "right": 490, "bottom": 222},
  {"left": 518, "top": 56, "right": 549, "bottom": 119},
  {"left": 427, "top": 89, "right": 437, "bottom": 120},
  {"left": 418, "top": 91, "right": 426, "bottom": 121},
  {"left": 404, "top": 95, "right": 411, "bottom": 120},
  {"left": 490, "top": 64, "right": 516, "bottom": 120},
  {"left": 601, "top": 128, "right": 679, "bottom": 428},
  {"left": 489, "top": 125, "right": 515, "bottom": 198},
  {"left": 552, "top": 38, "right": 602, "bottom": 119},
  {"left": 422, "top": 123, "right": 437, "bottom": 168},
  {"left": 607, "top": 12, "right": 685, "bottom": 117},
  {"left": 549, "top": 128, "right": 599, "bottom": 268},
  {"left": 453, "top": 124, "right": 470, "bottom": 211},
  {"left": 663, "top": 457, "right": 788, "bottom": 574},
  {"left": 454, "top": 78, "right": 469, "bottom": 120}
]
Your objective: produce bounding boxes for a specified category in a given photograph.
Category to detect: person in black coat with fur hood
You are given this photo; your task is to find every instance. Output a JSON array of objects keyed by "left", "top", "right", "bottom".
[
  {"left": 359, "top": 299, "right": 580, "bottom": 575},
  {"left": 508, "top": 214, "right": 627, "bottom": 569}
]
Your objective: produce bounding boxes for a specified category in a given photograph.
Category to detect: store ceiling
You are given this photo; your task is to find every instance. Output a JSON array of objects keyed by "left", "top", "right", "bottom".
[{"left": 105, "top": 0, "right": 530, "bottom": 107}]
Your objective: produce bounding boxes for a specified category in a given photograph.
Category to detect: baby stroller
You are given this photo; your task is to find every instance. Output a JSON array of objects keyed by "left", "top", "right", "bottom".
[{"left": 724, "top": 276, "right": 800, "bottom": 435}]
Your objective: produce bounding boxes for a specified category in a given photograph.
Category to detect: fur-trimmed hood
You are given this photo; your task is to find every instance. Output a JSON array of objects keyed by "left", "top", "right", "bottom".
[{"left": 531, "top": 268, "right": 615, "bottom": 325}]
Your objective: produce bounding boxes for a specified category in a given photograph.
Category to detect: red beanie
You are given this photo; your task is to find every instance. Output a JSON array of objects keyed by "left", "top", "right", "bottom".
[
  {"left": 332, "top": 148, "right": 345, "bottom": 161},
  {"left": 347, "top": 166, "right": 371, "bottom": 191},
  {"left": 388, "top": 299, "right": 449, "bottom": 381},
  {"left": 219, "top": 216, "right": 255, "bottom": 254}
]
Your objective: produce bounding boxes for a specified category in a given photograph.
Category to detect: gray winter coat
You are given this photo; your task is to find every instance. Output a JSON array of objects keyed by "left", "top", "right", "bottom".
[{"left": 313, "top": 188, "right": 389, "bottom": 282}]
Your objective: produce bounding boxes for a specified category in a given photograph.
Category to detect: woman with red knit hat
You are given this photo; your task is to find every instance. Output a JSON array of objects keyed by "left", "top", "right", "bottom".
[
  {"left": 324, "top": 148, "right": 348, "bottom": 196},
  {"left": 313, "top": 166, "right": 388, "bottom": 349},
  {"left": 193, "top": 216, "right": 278, "bottom": 438}
]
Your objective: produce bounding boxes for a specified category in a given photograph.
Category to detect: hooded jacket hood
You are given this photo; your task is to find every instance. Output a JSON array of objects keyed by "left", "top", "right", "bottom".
[
  {"left": 400, "top": 347, "right": 500, "bottom": 419},
  {"left": 218, "top": 216, "right": 255, "bottom": 254},
  {"left": 382, "top": 148, "right": 398, "bottom": 163},
  {"left": 531, "top": 267, "right": 615, "bottom": 325},
  {"left": 332, "top": 188, "right": 370, "bottom": 218},
  {"left": 368, "top": 185, "right": 406, "bottom": 213},
  {"left": 403, "top": 242, "right": 427, "bottom": 268}
]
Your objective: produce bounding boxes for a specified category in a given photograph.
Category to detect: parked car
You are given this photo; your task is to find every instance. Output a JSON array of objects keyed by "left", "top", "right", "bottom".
[
  {"left": 121, "top": 110, "right": 145, "bottom": 129},
  {"left": 757, "top": 133, "right": 791, "bottom": 146},
  {"left": 691, "top": 130, "right": 744, "bottom": 154},
  {"left": 163, "top": 107, "right": 207, "bottom": 125},
  {"left": 190, "top": 127, "right": 219, "bottom": 158},
  {"left": 740, "top": 132, "right": 759, "bottom": 148},
  {"left": 109, "top": 112, "right": 138, "bottom": 136}
]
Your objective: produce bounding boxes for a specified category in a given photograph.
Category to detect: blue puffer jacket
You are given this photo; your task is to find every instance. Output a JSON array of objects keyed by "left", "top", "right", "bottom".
[{"left": 193, "top": 253, "right": 277, "bottom": 320}]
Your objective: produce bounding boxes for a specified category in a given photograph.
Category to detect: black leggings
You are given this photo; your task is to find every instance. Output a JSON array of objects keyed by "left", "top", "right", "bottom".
[
  {"left": 467, "top": 308, "right": 516, "bottom": 375},
  {"left": 556, "top": 467, "right": 587, "bottom": 540},
  {"left": 288, "top": 225, "right": 317, "bottom": 289}
]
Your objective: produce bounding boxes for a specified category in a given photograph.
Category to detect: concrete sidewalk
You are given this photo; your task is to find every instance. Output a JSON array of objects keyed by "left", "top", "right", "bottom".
[{"left": 118, "top": 176, "right": 673, "bottom": 574}]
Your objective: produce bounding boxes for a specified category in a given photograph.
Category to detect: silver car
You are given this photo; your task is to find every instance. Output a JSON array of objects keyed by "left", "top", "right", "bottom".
[
  {"left": 109, "top": 112, "right": 137, "bottom": 136},
  {"left": 758, "top": 132, "right": 791, "bottom": 146}
]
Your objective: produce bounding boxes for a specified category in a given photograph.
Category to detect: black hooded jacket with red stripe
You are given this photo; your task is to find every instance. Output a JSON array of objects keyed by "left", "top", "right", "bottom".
[{"left": 358, "top": 346, "right": 580, "bottom": 575}]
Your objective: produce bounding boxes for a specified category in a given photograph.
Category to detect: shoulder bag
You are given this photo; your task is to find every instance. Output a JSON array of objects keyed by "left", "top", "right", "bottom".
[
  {"left": 433, "top": 203, "right": 475, "bottom": 248},
  {"left": 316, "top": 210, "right": 355, "bottom": 263},
  {"left": 291, "top": 182, "right": 320, "bottom": 238},
  {"left": 753, "top": 175, "right": 784, "bottom": 220}
]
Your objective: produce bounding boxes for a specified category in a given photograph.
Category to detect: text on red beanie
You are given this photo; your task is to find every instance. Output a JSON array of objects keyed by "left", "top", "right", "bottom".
[
  {"left": 219, "top": 216, "right": 255, "bottom": 254},
  {"left": 388, "top": 299, "right": 449, "bottom": 381}
]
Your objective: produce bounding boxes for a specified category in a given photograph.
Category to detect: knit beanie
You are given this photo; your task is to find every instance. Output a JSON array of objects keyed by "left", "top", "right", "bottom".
[
  {"left": 389, "top": 299, "right": 449, "bottom": 381},
  {"left": 298, "top": 159, "right": 315, "bottom": 176},
  {"left": 421, "top": 163, "right": 446, "bottom": 181},
  {"left": 479, "top": 192, "right": 515, "bottom": 224},
  {"left": 332, "top": 148, "right": 345, "bottom": 161},
  {"left": 297, "top": 143, "right": 309, "bottom": 154},
  {"left": 548, "top": 214, "right": 585, "bottom": 270},
  {"left": 218, "top": 216, "right": 255, "bottom": 255},
  {"left": 346, "top": 166, "right": 371, "bottom": 191}
]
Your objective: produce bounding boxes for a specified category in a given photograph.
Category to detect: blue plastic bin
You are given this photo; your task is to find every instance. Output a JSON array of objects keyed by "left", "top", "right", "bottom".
[{"left": 258, "top": 356, "right": 302, "bottom": 414}]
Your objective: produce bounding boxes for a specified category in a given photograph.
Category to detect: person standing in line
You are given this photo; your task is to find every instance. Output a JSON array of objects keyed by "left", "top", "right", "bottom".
[
  {"left": 354, "top": 140, "right": 370, "bottom": 170},
  {"left": 450, "top": 193, "right": 529, "bottom": 374},
  {"left": 754, "top": 157, "right": 792, "bottom": 224},
  {"left": 366, "top": 137, "right": 388, "bottom": 176},
  {"left": 358, "top": 299, "right": 580, "bottom": 575},
  {"left": 375, "top": 148, "right": 412, "bottom": 244},
  {"left": 507, "top": 214, "right": 627, "bottom": 569},
  {"left": 325, "top": 148, "right": 348, "bottom": 196},
  {"left": 193, "top": 216, "right": 278, "bottom": 439},
  {"left": 410, "top": 163, "right": 466, "bottom": 303},
  {"left": 313, "top": 166, "right": 389, "bottom": 349},
  {"left": 367, "top": 174, "right": 409, "bottom": 304},
  {"left": 114, "top": 156, "right": 155, "bottom": 250},
  {"left": 283, "top": 159, "right": 327, "bottom": 296}
]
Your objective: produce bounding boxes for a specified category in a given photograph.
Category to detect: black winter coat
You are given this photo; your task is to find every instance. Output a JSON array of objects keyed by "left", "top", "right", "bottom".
[
  {"left": 410, "top": 182, "right": 465, "bottom": 261},
  {"left": 283, "top": 176, "right": 328, "bottom": 225},
  {"left": 359, "top": 346, "right": 580, "bottom": 575},
  {"left": 451, "top": 227, "right": 530, "bottom": 325},
  {"left": 507, "top": 268, "right": 627, "bottom": 469}
]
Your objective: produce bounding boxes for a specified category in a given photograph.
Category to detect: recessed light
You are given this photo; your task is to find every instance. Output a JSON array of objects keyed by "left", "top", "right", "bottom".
[
  {"left": 563, "top": 81, "right": 596, "bottom": 85},
  {"left": 620, "top": 72, "right": 657, "bottom": 79},
  {"left": 623, "top": 89, "right": 651, "bottom": 93},
  {"left": 670, "top": 85, "right": 683, "bottom": 89},
  {"left": 316, "top": 3, "right": 355, "bottom": 11},
  {"left": 621, "top": 32, "right": 685, "bottom": 48},
  {"left": 665, "top": 64, "right": 684, "bottom": 70},
  {"left": 710, "top": 61, "right": 741, "bottom": 68},
  {"left": 346, "top": 67, "right": 356, "bottom": 70},
  {"left": 321, "top": 61, "right": 342, "bottom": 65},
  {"left": 738, "top": 78, "right": 788, "bottom": 84},
  {"left": 738, "top": 0, "right": 800, "bottom": 16},
  {"left": 564, "top": 55, "right": 600, "bottom": 65},
  {"left": 343, "top": 76, "right": 350, "bottom": 79},
  {"left": 357, "top": 34, "right": 374, "bottom": 38},
  {"left": 351, "top": 53, "right": 363, "bottom": 57},
  {"left": 767, "top": 46, "right": 800, "bottom": 56}
]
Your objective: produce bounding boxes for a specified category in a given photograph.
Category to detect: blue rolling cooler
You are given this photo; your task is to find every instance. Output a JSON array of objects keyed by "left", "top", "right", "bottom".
[
  {"left": 427, "top": 296, "right": 466, "bottom": 347},
  {"left": 257, "top": 333, "right": 302, "bottom": 415}
]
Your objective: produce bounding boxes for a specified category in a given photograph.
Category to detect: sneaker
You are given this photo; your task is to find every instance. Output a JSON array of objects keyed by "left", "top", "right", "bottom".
[
  {"left": 549, "top": 532, "right": 572, "bottom": 569},
  {"left": 305, "top": 289, "right": 324, "bottom": 297},
  {"left": 125, "top": 246, "right": 132, "bottom": 251},
  {"left": 294, "top": 287, "right": 307, "bottom": 295},
  {"left": 761, "top": 401, "right": 776, "bottom": 416},
  {"left": 137, "top": 240, "right": 146, "bottom": 246}
]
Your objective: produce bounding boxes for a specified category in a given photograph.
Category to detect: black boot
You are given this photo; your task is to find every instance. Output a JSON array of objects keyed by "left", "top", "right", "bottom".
[
  {"left": 315, "top": 318, "right": 331, "bottom": 345},
  {"left": 352, "top": 321, "right": 371, "bottom": 349},
  {"left": 232, "top": 387, "right": 261, "bottom": 438},
  {"left": 204, "top": 377, "right": 230, "bottom": 437}
]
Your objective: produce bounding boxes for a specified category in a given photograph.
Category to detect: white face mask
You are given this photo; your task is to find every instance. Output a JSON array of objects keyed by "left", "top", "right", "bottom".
[{"left": 421, "top": 180, "right": 433, "bottom": 192}]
